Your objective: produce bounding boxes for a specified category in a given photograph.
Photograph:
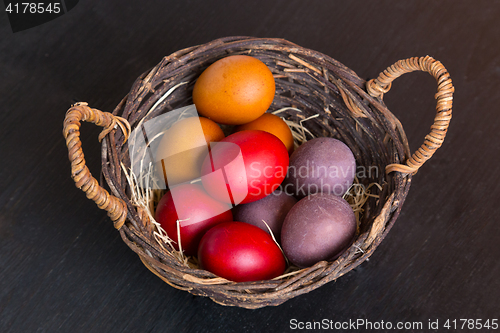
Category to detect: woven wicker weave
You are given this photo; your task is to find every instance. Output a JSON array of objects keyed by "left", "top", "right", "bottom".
[{"left": 63, "top": 36, "right": 453, "bottom": 309}]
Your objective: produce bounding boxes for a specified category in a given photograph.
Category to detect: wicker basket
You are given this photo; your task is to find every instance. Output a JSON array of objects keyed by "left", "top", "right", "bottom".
[{"left": 63, "top": 36, "right": 453, "bottom": 309}]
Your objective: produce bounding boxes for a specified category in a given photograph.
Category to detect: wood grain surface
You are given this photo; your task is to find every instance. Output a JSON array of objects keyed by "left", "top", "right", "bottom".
[{"left": 1, "top": 1, "right": 499, "bottom": 332}]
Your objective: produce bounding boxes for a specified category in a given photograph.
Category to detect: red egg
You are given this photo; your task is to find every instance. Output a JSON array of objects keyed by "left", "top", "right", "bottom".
[
  {"left": 198, "top": 221, "right": 286, "bottom": 282},
  {"left": 200, "top": 130, "right": 289, "bottom": 205},
  {"left": 155, "top": 183, "right": 233, "bottom": 256}
]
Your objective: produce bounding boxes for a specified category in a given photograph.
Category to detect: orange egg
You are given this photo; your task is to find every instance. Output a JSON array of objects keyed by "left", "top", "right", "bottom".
[
  {"left": 192, "top": 55, "right": 276, "bottom": 125},
  {"left": 155, "top": 117, "right": 225, "bottom": 186},
  {"left": 234, "top": 113, "right": 295, "bottom": 154}
]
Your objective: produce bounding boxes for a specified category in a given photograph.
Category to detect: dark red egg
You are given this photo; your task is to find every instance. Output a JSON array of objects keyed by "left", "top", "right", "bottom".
[
  {"left": 155, "top": 183, "right": 233, "bottom": 256},
  {"left": 198, "top": 221, "right": 286, "bottom": 282}
]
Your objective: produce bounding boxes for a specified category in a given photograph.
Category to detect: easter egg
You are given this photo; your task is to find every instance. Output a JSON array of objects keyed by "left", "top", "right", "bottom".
[
  {"left": 192, "top": 55, "right": 276, "bottom": 125},
  {"left": 155, "top": 116, "right": 225, "bottom": 186},
  {"left": 234, "top": 113, "right": 295, "bottom": 154},
  {"left": 198, "top": 221, "right": 286, "bottom": 282},
  {"left": 232, "top": 189, "right": 297, "bottom": 241},
  {"left": 281, "top": 193, "right": 356, "bottom": 268},
  {"left": 200, "top": 130, "right": 289, "bottom": 205},
  {"left": 154, "top": 183, "right": 233, "bottom": 256},
  {"left": 285, "top": 137, "right": 356, "bottom": 197}
]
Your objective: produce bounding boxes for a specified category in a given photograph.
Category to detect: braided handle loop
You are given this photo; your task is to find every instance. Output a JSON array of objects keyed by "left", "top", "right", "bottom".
[
  {"left": 366, "top": 56, "right": 454, "bottom": 174},
  {"left": 63, "top": 102, "right": 131, "bottom": 229}
]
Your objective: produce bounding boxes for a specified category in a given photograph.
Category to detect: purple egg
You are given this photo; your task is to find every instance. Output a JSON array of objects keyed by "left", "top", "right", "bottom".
[
  {"left": 233, "top": 190, "right": 298, "bottom": 241},
  {"left": 285, "top": 137, "right": 356, "bottom": 197},
  {"left": 281, "top": 193, "right": 356, "bottom": 268}
]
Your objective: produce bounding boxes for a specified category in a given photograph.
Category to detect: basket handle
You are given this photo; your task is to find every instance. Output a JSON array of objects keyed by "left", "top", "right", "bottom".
[
  {"left": 63, "top": 102, "right": 131, "bottom": 229},
  {"left": 366, "top": 56, "right": 454, "bottom": 174}
]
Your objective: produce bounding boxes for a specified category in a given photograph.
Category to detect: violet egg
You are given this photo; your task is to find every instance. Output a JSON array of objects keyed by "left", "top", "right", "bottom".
[
  {"left": 233, "top": 189, "right": 298, "bottom": 241},
  {"left": 285, "top": 137, "right": 356, "bottom": 197},
  {"left": 281, "top": 193, "right": 356, "bottom": 268}
]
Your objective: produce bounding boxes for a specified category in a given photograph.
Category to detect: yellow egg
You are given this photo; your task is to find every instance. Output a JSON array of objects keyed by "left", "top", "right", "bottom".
[
  {"left": 192, "top": 55, "right": 276, "bottom": 125},
  {"left": 155, "top": 117, "right": 225, "bottom": 186}
]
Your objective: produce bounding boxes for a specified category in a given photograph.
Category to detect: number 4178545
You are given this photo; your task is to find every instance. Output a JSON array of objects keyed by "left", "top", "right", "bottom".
[
  {"left": 444, "top": 319, "right": 498, "bottom": 330},
  {"left": 5, "top": 3, "right": 61, "bottom": 14}
]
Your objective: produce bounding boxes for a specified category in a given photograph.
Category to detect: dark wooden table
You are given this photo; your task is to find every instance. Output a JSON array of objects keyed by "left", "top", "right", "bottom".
[{"left": 1, "top": 1, "right": 499, "bottom": 332}]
